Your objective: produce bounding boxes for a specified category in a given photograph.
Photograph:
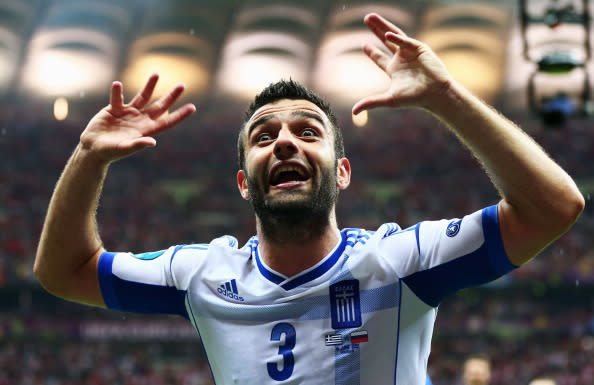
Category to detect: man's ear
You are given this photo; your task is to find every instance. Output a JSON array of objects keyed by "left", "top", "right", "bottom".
[
  {"left": 237, "top": 170, "right": 250, "bottom": 200},
  {"left": 336, "top": 158, "right": 351, "bottom": 190}
]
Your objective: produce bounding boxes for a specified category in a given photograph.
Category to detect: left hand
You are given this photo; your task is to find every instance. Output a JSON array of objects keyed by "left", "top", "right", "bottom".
[
  {"left": 352, "top": 13, "right": 453, "bottom": 115},
  {"left": 80, "top": 73, "right": 196, "bottom": 164}
]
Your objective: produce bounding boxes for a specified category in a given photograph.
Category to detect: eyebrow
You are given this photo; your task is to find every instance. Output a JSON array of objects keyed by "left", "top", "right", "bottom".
[
  {"left": 246, "top": 109, "right": 326, "bottom": 138},
  {"left": 292, "top": 110, "right": 326, "bottom": 126},
  {"left": 246, "top": 115, "right": 273, "bottom": 138}
]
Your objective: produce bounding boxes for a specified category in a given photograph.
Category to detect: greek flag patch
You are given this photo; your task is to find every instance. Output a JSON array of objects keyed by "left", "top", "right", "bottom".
[{"left": 324, "top": 333, "right": 343, "bottom": 346}]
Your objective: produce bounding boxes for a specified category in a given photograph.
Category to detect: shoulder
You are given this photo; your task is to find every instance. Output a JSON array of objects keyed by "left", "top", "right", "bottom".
[
  {"left": 113, "top": 235, "right": 252, "bottom": 270},
  {"left": 171, "top": 235, "right": 253, "bottom": 262},
  {"left": 344, "top": 223, "right": 419, "bottom": 252},
  {"left": 340, "top": 224, "right": 419, "bottom": 265}
]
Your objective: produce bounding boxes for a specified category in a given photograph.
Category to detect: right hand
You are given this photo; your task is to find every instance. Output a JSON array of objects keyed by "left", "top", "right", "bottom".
[
  {"left": 352, "top": 13, "right": 453, "bottom": 115},
  {"left": 80, "top": 73, "right": 196, "bottom": 163}
]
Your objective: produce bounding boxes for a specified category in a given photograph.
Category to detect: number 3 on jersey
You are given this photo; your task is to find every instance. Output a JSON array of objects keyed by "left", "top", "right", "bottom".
[{"left": 267, "top": 322, "right": 296, "bottom": 381}]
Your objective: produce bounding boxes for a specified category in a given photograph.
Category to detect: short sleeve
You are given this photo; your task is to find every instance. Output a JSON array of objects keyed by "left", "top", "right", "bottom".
[
  {"left": 398, "top": 205, "right": 516, "bottom": 307},
  {"left": 97, "top": 244, "right": 208, "bottom": 317}
]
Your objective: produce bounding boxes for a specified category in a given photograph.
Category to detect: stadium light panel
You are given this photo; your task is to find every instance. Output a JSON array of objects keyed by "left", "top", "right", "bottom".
[
  {"left": 18, "top": 0, "right": 130, "bottom": 99},
  {"left": 313, "top": 4, "right": 413, "bottom": 105},
  {"left": 313, "top": 33, "right": 389, "bottom": 103},
  {"left": 123, "top": 33, "right": 212, "bottom": 100},
  {"left": 216, "top": 4, "right": 316, "bottom": 99},
  {"left": 0, "top": 0, "right": 35, "bottom": 93},
  {"left": 0, "top": 28, "right": 20, "bottom": 92},
  {"left": 217, "top": 32, "right": 310, "bottom": 99},
  {"left": 20, "top": 28, "right": 117, "bottom": 98},
  {"left": 417, "top": 3, "right": 510, "bottom": 103}
]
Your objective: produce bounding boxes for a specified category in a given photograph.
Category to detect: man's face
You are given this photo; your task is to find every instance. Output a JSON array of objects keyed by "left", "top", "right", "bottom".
[
  {"left": 463, "top": 359, "right": 491, "bottom": 385},
  {"left": 237, "top": 99, "right": 350, "bottom": 221}
]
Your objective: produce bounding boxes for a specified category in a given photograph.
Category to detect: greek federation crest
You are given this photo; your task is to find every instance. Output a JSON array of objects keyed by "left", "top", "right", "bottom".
[{"left": 329, "top": 279, "right": 362, "bottom": 329}]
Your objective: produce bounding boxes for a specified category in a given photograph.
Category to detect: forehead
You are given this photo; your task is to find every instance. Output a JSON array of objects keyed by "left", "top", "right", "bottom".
[
  {"left": 465, "top": 360, "right": 489, "bottom": 371},
  {"left": 246, "top": 99, "right": 329, "bottom": 130}
]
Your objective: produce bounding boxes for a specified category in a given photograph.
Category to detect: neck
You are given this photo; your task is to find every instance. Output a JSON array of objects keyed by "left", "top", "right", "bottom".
[{"left": 256, "top": 212, "right": 341, "bottom": 277}]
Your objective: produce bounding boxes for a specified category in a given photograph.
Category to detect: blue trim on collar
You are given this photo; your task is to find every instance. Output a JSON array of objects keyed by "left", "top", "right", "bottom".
[
  {"left": 255, "top": 246, "right": 285, "bottom": 284},
  {"left": 254, "top": 231, "right": 348, "bottom": 290},
  {"left": 281, "top": 231, "right": 348, "bottom": 291}
]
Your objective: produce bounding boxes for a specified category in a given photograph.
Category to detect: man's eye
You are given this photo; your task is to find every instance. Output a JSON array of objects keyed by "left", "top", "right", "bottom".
[
  {"left": 301, "top": 129, "right": 316, "bottom": 137},
  {"left": 256, "top": 133, "right": 272, "bottom": 142}
]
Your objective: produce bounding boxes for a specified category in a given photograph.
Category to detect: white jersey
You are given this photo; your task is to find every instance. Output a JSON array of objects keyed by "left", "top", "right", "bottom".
[{"left": 98, "top": 204, "right": 515, "bottom": 385}]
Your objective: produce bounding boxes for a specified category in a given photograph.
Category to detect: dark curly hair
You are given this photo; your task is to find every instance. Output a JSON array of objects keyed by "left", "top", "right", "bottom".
[{"left": 237, "top": 79, "right": 344, "bottom": 170}]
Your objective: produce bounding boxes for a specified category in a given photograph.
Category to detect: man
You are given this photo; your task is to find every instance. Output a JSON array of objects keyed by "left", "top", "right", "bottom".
[
  {"left": 462, "top": 355, "right": 491, "bottom": 385},
  {"left": 34, "top": 12, "right": 584, "bottom": 385}
]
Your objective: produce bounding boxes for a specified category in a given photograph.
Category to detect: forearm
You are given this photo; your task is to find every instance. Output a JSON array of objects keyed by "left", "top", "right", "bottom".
[
  {"left": 426, "top": 81, "right": 584, "bottom": 263},
  {"left": 357, "top": 12, "right": 583, "bottom": 263},
  {"left": 34, "top": 144, "right": 109, "bottom": 304}
]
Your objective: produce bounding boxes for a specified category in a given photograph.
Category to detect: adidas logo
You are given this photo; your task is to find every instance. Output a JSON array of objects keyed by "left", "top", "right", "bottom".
[{"left": 217, "top": 279, "right": 244, "bottom": 302}]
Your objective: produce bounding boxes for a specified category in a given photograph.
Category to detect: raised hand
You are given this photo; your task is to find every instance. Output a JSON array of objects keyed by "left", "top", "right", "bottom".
[
  {"left": 80, "top": 73, "right": 196, "bottom": 163},
  {"left": 352, "top": 13, "right": 453, "bottom": 115}
]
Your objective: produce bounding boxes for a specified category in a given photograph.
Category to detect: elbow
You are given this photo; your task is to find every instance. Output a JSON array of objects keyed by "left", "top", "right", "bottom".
[
  {"left": 32, "top": 255, "right": 59, "bottom": 296},
  {"left": 32, "top": 247, "right": 104, "bottom": 306},
  {"left": 32, "top": 254, "right": 45, "bottom": 285},
  {"left": 564, "top": 185, "right": 585, "bottom": 222},
  {"left": 32, "top": 249, "right": 72, "bottom": 298},
  {"left": 554, "top": 185, "right": 585, "bottom": 232},
  {"left": 524, "top": 183, "right": 585, "bottom": 240}
]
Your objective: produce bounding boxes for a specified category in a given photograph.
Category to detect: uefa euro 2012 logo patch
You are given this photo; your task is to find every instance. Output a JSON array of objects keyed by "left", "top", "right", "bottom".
[{"left": 132, "top": 250, "right": 166, "bottom": 260}]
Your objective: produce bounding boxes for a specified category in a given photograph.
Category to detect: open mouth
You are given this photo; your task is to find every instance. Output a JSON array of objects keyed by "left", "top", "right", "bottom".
[{"left": 269, "top": 164, "right": 310, "bottom": 186}]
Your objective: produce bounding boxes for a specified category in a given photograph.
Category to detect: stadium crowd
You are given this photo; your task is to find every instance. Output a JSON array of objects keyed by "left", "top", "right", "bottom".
[{"left": 1, "top": 101, "right": 593, "bottom": 384}]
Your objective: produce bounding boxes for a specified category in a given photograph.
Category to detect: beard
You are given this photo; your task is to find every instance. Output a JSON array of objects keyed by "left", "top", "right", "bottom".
[{"left": 246, "top": 163, "right": 339, "bottom": 242}]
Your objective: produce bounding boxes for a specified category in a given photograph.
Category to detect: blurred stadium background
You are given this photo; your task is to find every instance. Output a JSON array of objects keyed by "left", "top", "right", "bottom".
[{"left": 0, "top": 0, "right": 593, "bottom": 384}]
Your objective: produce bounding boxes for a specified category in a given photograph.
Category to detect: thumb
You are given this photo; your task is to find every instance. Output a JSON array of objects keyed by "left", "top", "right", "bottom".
[
  {"left": 117, "top": 137, "right": 157, "bottom": 155},
  {"left": 352, "top": 92, "right": 393, "bottom": 115},
  {"left": 129, "top": 136, "right": 157, "bottom": 149}
]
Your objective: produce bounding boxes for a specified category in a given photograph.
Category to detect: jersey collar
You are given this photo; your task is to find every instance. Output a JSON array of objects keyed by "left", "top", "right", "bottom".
[{"left": 254, "top": 230, "right": 347, "bottom": 291}]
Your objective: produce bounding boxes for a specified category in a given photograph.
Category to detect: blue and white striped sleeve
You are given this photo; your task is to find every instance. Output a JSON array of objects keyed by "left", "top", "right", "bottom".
[
  {"left": 400, "top": 204, "right": 517, "bottom": 307},
  {"left": 97, "top": 244, "right": 207, "bottom": 318}
]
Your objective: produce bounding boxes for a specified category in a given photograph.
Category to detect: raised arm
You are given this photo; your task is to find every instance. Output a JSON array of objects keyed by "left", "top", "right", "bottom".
[
  {"left": 33, "top": 74, "right": 196, "bottom": 306},
  {"left": 353, "top": 13, "right": 584, "bottom": 266}
]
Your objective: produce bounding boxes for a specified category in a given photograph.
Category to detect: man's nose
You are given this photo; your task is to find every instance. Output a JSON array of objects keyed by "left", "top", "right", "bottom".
[{"left": 274, "top": 128, "right": 298, "bottom": 159}]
